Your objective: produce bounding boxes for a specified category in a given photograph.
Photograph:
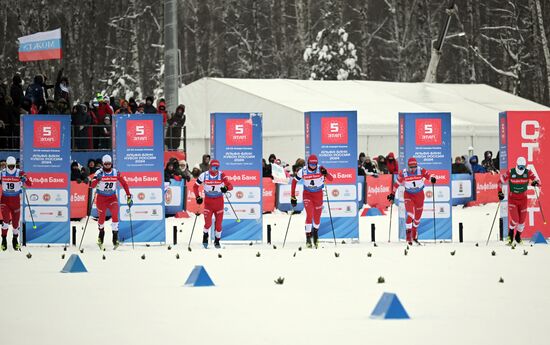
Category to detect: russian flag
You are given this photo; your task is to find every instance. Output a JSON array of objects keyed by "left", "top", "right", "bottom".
[{"left": 18, "top": 28, "right": 62, "bottom": 62}]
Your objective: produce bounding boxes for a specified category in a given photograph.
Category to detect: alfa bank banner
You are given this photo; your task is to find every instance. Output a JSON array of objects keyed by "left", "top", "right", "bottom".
[
  {"left": 211, "top": 112, "right": 263, "bottom": 241},
  {"left": 305, "top": 111, "right": 358, "bottom": 239},
  {"left": 499, "top": 111, "right": 550, "bottom": 238},
  {"left": 112, "top": 114, "right": 165, "bottom": 243},
  {"left": 398, "top": 112, "right": 452, "bottom": 240},
  {"left": 21, "top": 115, "right": 71, "bottom": 243}
]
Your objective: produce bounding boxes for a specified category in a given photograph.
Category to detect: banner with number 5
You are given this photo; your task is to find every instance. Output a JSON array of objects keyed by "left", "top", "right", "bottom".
[
  {"left": 112, "top": 114, "right": 165, "bottom": 243},
  {"left": 21, "top": 115, "right": 71, "bottom": 244}
]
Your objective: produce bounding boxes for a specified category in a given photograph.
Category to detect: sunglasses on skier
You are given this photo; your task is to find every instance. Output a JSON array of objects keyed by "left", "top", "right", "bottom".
[
  {"left": 517, "top": 165, "right": 525, "bottom": 170},
  {"left": 211, "top": 166, "right": 219, "bottom": 171}
]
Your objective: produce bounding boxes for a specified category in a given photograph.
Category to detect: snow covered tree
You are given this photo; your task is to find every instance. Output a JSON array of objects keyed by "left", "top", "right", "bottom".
[{"left": 303, "top": 27, "right": 361, "bottom": 80}]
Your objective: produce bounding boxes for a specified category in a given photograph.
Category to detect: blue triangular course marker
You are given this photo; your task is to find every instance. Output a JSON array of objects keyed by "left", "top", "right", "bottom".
[
  {"left": 184, "top": 265, "right": 215, "bottom": 287},
  {"left": 370, "top": 292, "right": 410, "bottom": 319},
  {"left": 61, "top": 254, "right": 88, "bottom": 273},
  {"left": 531, "top": 231, "right": 548, "bottom": 244}
]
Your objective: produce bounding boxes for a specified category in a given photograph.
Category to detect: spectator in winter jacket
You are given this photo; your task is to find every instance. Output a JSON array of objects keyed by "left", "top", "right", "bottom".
[
  {"left": 191, "top": 164, "right": 202, "bottom": 179},
  {"left": 386, "top": 152, "right": 399, "bottom": 174},
  {"left": 98, "top": 116, "right": 112, "bottom": 150},
  {"left": 376, "top": 155, "right": 389, "bottom": 174},
  {"left": 469, "top": 155, "right": 486, "bottom": 174},
  {"left": 96, "top": 94, "right": 114, "bottom": 124},
  {"left": 43, "top": 99, "right": 57, "bottom": 114},
  {"left": 199, "top": 154, "right": 211, "bottom": 172},
  {"left": 144, "top": 96, "right": 157, "bottom": 114},
  {"left": 363, "top": 155, "right": 378, "bottom": 176},
  {"left": 262, "top": 159, "right": 272, "bottom": 178},
  {"left": 54, "top": 68, "right": 70, "bottom": 104},
  {"left": 70, "top": 161, "right": 89, "bottom": 183},
  {"left": 128, "top": 97, "right": 138, "bottom": 113},
  {"left": 158, "top": 100, "right": 168, "bottom": 124},
  {"left": 292, "top": 158, "right": 306, "bottom": 176},
  {"left": 481, "top": 150, "right": 498, "bottom": 173},
  {"left": 56, "top": 98, "right": 70, "bottom": 115},
  {"left": 10, "top": 75, "right": 24, "bottom": 109},
  {"left": 165, "top": 104, "right": 186, "bottom": 150},
  {"left": 136, "top": 103, "right": 145, "bottom": 114},
  {"left": 115, "top": 99, "right": 132, "bottom": 114},
  {"left": 357, "top": 152, "right": 367, "bottom": 176},
  {"left": 25, "top": 75, "right": 46, "bottom": 110},
  {"left": 72, "top": 104, "right": 91, "bottom": 150},
  {"left": 177, "top": 160, "right": 192, "bottom": 182},
  {"left": 164, "top": 162, "right": 183, "bottom": 182},
  {"left": 86, "top": 159, "right": 98, "bottom": 176},
  {"left": 462, "top": 155, "right": 472, "bottom": 173},
  {"left": 452, "top": 156, "right": 470, "bottom": 174},
  {"left": 493, "top": 151, "right": 500, "bottom": 171},
  {"left": 109, "top": 96, "right": 119, "bottom": 113}
]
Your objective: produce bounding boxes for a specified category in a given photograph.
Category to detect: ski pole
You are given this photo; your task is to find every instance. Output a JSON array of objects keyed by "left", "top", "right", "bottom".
[
  {"left": 432, "top": 182, "right": 437, "bottom": 244},
  {"left": 486, "top": 200, "right": 501, "bottom": 246},
  {"left": 324, "top": 185, "right": 337, "bottom": 247},
  {"left": 22, "top": 187, "right": 36, "bottom": 230},
  {"left": 225, "top": 193, "right": 240, "bottom": 223},
  {"left": 78, "top": 187, "right": 97, "bottom": 251},
  {"left": 534, "top": 186, "right": 547, "bottom": 224},
  {"left": 388, "top": 201, "right": 394, "bottom": 243},
  {"left": 127, "top": 197, "right": 134, "bottom": 249},
  {"left": 188, "top": 213, "right": 199, "bottom": 250},
  {"left": 283, "top": 208, "right": 294, "bottom": 248}
]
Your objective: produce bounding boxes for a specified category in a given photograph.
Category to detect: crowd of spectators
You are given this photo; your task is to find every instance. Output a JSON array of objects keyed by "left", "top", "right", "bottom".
[{"left": 0, "top": 72, "right": 187, "bottom": 151}]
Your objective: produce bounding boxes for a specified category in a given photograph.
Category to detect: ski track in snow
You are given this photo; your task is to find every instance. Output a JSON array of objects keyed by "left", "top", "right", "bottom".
[{"left": 1, "top": 203, "right": 549, "bottom": 345}]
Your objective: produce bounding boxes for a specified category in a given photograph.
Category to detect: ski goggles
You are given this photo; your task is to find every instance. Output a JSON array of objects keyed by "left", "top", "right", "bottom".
[
  {"left": 517, "top": 165, "right": 526, "bottom": 170},
  {"left": 210, "top": 166, "right": 219, "bottom": 171},
  {"left": 103, "top": 162, "right": 112, "bottom": 166},
  {"left": 7, "top": 165, "right": 15, "bottom": 170},
  {"left": 308, "top": 163, "right": 318, "bottom": 170}
]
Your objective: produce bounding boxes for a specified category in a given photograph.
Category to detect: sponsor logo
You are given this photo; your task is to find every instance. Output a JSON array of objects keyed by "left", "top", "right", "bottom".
[
  {"left": 236, "top": 191, "right": 244, "bottom": 199},
  {"left": 426, "top": 190, "right": 433, "bottom": 198},
  {"left": 122, "top": 172, "right": 162, "bottom": 187},
  {"left": 321, "top": 117, "right": 348, "bottom": 144},
  {"left": 138, "top": 192, "right": 146, "bottom": 201},
  {"left": 127, "top": 120, "right": 154, "bottom": 147},
  {"left": 43, "top": 193, "right": 51, "bottom": 202},
  {"left": 226, "top": 118, "right": 253, "bottom": 146},
  {"left": 331, "top": 189, "right": 340, "bottom": 197},
  {"left": 477, "top": 182, "right": 498, "bottom": 191},
  {"left": 33, "top": 120, "right": 61, "bottom": 148},
  {"left": 70, "top": 193, "right": 86, "bottom": 202},
  {"left": 415, "top": 118, "right": 442, "bottom": 145},
  {"left": 30, "top": 194, "right": 39, "bottom": 201}
]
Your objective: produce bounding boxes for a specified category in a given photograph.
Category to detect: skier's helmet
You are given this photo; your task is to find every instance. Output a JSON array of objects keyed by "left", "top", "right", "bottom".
[{"left": 307, "top": 154, "right": 318, "bottom": 171}]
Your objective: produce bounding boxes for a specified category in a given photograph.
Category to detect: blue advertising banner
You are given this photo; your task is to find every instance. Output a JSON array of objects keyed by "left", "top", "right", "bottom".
[
  {"left": 112, "top": 114, "right": 165, "bottom": 243},
  {"left": 305, "top": 111, "right": 358, "bottom": 239},
  {"left": 21, "top": 115, "right": 71, "bottom": 244},
  {"left": 211, "top": 112, "right": 263, "bottom": 241},
  {"left": 398, "top": 112, "right": 452, "bottom": 240}
]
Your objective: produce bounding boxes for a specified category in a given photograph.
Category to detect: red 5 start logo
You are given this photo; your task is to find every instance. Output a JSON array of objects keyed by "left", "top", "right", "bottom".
[
  {"left": 321, "top": 117, "right": 348, "bottom": 144},
  {"left": 33, "top": 121, "right": 61, "bottom": 148},
  {"left": 415, "top": 118, "right": 442, "bottom": 145},
  {"left": 226, "top": 119, "right": 252, "bottom": 146},
  {"left": 127, "top": 120, "right": 154, "bottom": 147}
]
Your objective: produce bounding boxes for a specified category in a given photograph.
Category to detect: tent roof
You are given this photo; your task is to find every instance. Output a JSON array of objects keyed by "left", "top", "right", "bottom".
[{"left": 185, "top": 78, "right": 548, "bottom": 134}]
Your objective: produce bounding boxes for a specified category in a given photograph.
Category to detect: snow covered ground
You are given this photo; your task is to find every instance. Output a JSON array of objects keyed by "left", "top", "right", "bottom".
[{"left": 1, "top": 203, "right": 549, "bottom": 345}]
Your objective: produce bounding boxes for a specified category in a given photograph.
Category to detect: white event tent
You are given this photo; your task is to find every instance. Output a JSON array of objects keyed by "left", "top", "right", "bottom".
[{"left": 179, "top": 78, "right": 548, "bottom": 166}]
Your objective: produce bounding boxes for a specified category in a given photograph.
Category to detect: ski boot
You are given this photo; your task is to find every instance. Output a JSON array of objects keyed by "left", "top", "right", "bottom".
[
  {"left": 202, "top": 232, "right": 209, "bottom": 248},
  {"left": 312, "top": 228, "right": 319, "bottom": 248},
  {"left": 506, "top": 229, "right": 514, "bottom": 246},
  {"left": 12, "top": 235, "right": 20, "bottom": 251},
  {"left": 97, "top": 230, "right": 105, "bottom": 250},
  {"left": 515, "top": 231, "right": 522, "bottom": 245},
  {"left": 413, "top": 238, "right": 422, "bottom": 246},
  {"left": 306, "top": 233, "right": 313, "bottom": 249},
  {"left": 1, "top": 236, "right": 7, "bottom": 251},
  {"left": 214, "top": 237, "right": 221, "bottom": 249},
  {"left": 112, "top": 231, "right": 120, "bottom": 250}
]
